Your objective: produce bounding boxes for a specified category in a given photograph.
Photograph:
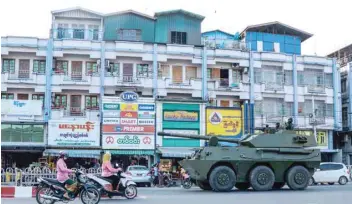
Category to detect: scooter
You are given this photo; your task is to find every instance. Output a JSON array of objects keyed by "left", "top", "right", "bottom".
[
  {"left": 87, "top": 165, "right": 137, "bottom": 199},
  {"left": 181, "top": 172, "right": 192, "bottom": 189}
]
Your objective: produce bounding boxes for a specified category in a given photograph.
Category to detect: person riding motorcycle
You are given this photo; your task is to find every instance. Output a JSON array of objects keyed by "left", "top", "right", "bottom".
[
  {"left": 56, "top": 151, "right": 77, "bottom": 200},
  {"left": 101, "top": 152, "right": 122, "bottom": 191}
]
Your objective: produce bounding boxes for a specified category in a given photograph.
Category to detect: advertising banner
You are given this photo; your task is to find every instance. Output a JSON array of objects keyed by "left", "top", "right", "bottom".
[
  {"left": 103, "top": 134, "right": 154, "bottom": 149},
  {"left": 295, "top": 130, "right": 328, "bottom": 147},
  {"left": 163, "top": 111, "right": 198, "bottom": 122},
  {"left": 103, "top": 125, "right": 155, "bottom": 134},
  {"left": 206, "top": 108, "right": 242, "bottom": 137},
  {"left": 1, "top": 100, "right": 43, "bottom": 116},
  {"left": 48, "top": 120, "right": 100, "bottom": 147}
]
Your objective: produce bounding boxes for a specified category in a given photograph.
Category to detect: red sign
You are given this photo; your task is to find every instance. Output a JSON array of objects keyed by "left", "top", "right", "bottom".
[
  {"left": 120, "top": 111, "right": 138, "bottom": 118},
  {"left": 103, "top": 125, "right": 155, "bottom": 134}
]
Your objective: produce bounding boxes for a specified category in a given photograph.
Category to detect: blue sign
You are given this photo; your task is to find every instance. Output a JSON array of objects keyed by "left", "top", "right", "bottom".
[
  {"left": 13, "top": 101, "right": 26, "bottom": 107},
  {"left": 120, "top": 91, "right": 138, "bottom": 102},
  {"left": 138, "top": 104, "right": 155, "bottom": 111}
]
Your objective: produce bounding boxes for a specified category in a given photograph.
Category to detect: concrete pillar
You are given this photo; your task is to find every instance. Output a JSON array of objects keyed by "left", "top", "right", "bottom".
[
  {"left": 202, "top": 46, "right": 208, "bottom": 100},
  {"left": 153, "top": 44, "right": 158, "bottom": 99},
  {"left": 249, "top": 51, "right": 255, "bottom": 134},
  {"left": 99, "top": 41, "right": 105, "bottom": 123},
  {"left": 328, "top": 130, "right": 333, "bottom": 150},
  {"left": 44, "top": 39, "right": 53, "bottom": 122}
]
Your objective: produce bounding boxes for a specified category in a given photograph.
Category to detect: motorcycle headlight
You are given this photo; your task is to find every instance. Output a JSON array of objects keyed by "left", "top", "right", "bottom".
[{"left": 79, "top": 175, "right": 88, "bottom": 183}]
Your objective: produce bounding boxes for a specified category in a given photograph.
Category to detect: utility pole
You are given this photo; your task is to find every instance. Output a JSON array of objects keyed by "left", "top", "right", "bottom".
[{"left": 312, "top": 94, "right": 317, "bottom": 143}]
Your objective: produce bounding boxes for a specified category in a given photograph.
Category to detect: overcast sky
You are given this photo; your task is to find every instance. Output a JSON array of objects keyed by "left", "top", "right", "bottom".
[{"left": 1, "top": 0, "right": 351, "bottom": 56}]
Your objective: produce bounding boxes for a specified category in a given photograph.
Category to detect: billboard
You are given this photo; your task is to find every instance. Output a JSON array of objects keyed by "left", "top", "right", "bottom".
[
  {"left": 206, "top": 107, "right": 242, "bottom": 138},
  {"left": 1, "top": 100, "right": 43, "bottom": 116},
  {"left": 102, "top": 134, "right": 154, "bottom": 149}
]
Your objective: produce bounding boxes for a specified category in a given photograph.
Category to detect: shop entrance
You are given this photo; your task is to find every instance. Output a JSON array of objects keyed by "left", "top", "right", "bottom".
[
  {"left": 1, "top": 151, "right": 43, "bottom": 169},
  {"left": 111, "top": 155, "right": 151, "bottom": 170}
]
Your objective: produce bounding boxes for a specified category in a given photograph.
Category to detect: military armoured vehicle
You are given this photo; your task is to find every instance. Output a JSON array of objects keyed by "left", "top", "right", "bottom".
[{"left": 157, "top": 129, "right": 321, "bottom": 192}]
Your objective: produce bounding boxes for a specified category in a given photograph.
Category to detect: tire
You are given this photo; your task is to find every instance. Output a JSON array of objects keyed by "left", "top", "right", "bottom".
[
  {"left": 308, "top": 177, "right": 315, "bottom": 186},
  {"left": 147, "top": 183, "right": 151, "bottom": 187},
  {"left": 272, "top": 182, "right": 285, "bottom": 190},
  {"left": 197, "top": 181, "right": 212, "bottom": 191},
  {"left": 35, "top": 187, "right": 56, "bottom": 204},
  {"left": 209, "top": 166, "right": 236, "bottom": 192},
  {"left": 124, "top": 184, "right": 138, "bottom": 199},
  {"left": 235, "top": 183, "right": 250, "bottom": 191},
  {"left": 286, "top": 165, "right": 310, "bottom": 190},
  {"left": 80, "top": 187, "right": 101, "bottom": 204},
  {"left": 328, "top": 182, "right": 335, "bottom": 185},
  {"left": 338, "top": 176, "right": 348, "bottom": 185},
  {"left": 249, "top": 165, "right": 275, "bottom": 191}
]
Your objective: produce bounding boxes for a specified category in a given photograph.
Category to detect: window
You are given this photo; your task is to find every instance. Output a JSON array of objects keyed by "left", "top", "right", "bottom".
[
  {"left": 284, "top": 102, "right": 293, "bottom": 116},
  {"left": 232, "top": 70, "right": 242, "bottom": 84},
  {"left": 171, "top": 31, "right": 187, "bottom": 44},
  {"left": 57, "top": 24, "right": 69, "bottom": 39},
  {"left": 17, "top": 94, "right": 29, "bottom": 100},
  {"left": 106, "top": 62, "right": 120, "bottom": 76},
  {"left": 172, "top": 66, "right": 183, "bottom": 83},
  {"left": 284, "top": 71, "right": 292, "bottom": 85},
  {"left": 254, "top": 68, "right": 262, "bottom": 84},
  {"left": 262, "top": 98, "right": 285, "bottom": 116},
  {"left": 297, "top": 71, "right": 304, "bottom": 86},
  {"left": 123, "top": 63, "right": 133, "bottom": 82},
  {"left": 186, "top": 66, "right": 197, "bottom": 81},
  {"left": 1, "top": 93, "right": 14, "bottom": 99},
  {"left": 158, "top": 64, "right": 170, "bottom": 78},
  {"left": 33, "top": 60, "right": 46, "bottom": 74},
  {"left": 88, "top": 25, "right": 99, "bottom": 40},
  {"left": 342, "top": 107, "right": 348, "bottom": 127},
  {"left": 117, "top": 29, "right": 142, "bottom": 41},
  {"left": 32, "top": 94, "right": 44, "bottom": 107},
  {"left": 2, "top": 59, "right": 15, "bottom": 73},
  {"left": 85, "top": 95, "right": 99, "bottom": 110},
  {"left": 86, "top": 62, "right": 99, "bottom": 76},
  {"left": 254, "top": 101, "right": 263, "bottom": 116},
  {"left": 53, "top": 95, "right": 67, "bottom": 108},
  {"left": 325, "top": 104, "right": 333, "bottom": 117},
  {"left": 341, "top": 79, "right": 347, "bottom": 93},
  {"left": 233, "top": 101, "right": 241, "bottom": 108},
  {"left": 220, "top": 100, "right": 229, "bottom": 107},
  {"left": 325, "top": 73, "right": 333, "bottom": 88},
  {"left": 54, "top": 61, "right": 68, "bottom": 74},
  {"left": 72, "top": 24, "right": 85, "bottom": 39},
  {"left": 137, "top": 64, "right": 152, "bottom": 77},
  {"left": 207, "top": 69, "right": 212, "bottom": 79},
  {"left": 1, "top": 124, "right": 44, "bottom": 143}
]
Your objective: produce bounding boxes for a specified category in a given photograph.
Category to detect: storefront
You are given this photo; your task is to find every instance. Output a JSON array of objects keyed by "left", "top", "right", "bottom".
[
  {"left": 102, "top": 92, "right": 155, "bottom": 169},
  {"left": 44, "top": 120, "right": 101, "bottom": 169},
  {"left": 1, "top": 99, "right": 46, "bottom": 169},
  {"left": 156, "top": 101, "right": 205, "bottom": 164},
  {"left": 205, "top": 106, "right": 244, "bottom": 146}
]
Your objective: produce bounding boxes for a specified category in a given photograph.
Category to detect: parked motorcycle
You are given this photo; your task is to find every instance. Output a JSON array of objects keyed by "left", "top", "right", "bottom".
[
  {"left": 87, "top": 169, "right": 138, "bottom": 199},
  {"left": 35, "top": 170, "right": 100, "bottom": 204},
  {"left": 181, "top": 172, "right": 192, "bottom": 189}
]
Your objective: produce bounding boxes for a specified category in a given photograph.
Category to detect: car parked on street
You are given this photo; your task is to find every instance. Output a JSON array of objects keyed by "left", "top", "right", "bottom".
[
  {"left": 125, "top": 165, "right": 152, "bottom": 187},
  {"left": 309, "top": 162, "right": 350, "bottom": 186}
]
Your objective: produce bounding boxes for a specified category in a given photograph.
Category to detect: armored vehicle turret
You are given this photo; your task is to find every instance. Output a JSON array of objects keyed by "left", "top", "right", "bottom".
[{"left": 157, "top": 129, "right": 321, "bottom": 192}]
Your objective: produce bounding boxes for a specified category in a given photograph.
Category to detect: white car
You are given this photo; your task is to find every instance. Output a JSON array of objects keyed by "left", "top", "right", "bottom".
[
  {"left": 309, "top": 162, "right": 350, "bottom": 185},
  {"left": 125, "top": 165, "right": 152, "bottom": 187}
]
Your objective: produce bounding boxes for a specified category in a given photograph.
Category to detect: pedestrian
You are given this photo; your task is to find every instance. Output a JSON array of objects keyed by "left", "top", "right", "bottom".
[{"left": 153, "top": 163, "right": 159, "bottom": 186}]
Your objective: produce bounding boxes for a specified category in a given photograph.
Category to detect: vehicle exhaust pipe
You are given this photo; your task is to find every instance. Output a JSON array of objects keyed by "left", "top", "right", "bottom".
[{"left": 41, "top": 194, "right": 61, "bottom": 200}]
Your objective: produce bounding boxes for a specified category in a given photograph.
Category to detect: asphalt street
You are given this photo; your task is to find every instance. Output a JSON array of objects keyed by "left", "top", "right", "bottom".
[{"left": 2, "top": 183, "right": 351, "bottom": 204}]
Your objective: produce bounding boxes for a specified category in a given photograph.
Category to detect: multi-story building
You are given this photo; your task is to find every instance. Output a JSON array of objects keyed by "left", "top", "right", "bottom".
[
  {"left": 328, "top": 44, "right": 352, "bottom": 165},
  {"left": 1, "top": 7, "right": 342, "bottom": 168}
]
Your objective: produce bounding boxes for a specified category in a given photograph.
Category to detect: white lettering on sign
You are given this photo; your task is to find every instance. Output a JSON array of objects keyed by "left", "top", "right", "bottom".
[
  {"left": 120, "top": 118, "right": 138, "bottom": 125},
  {"left": 138, "top": 119, "right": 155, "bottom": 125},
  {"left": 123, "top": 126, "right": 145, "bottom": 132},
  {"left": 103, "top": 118, "right": 120, "bottom": 124}
]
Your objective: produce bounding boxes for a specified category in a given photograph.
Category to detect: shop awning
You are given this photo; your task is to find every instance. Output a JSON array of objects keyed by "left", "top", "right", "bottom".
[
  {"left": 104, "top": 150, "right": 155, "bottom": 156},
  {"left": 43, "top": 149, "right": 102, "bottom": 159},
  {"left": 157, "top": 147, "right": 198, "bottom": 158}
]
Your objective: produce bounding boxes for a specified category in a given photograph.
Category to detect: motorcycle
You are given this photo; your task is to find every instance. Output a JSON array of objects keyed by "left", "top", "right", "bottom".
[
  {"left": 87, "top": 168, "right": 138, "bottom": 199},
  {"left": 35, "top": 170, "right": 100, "bottom": 204},
  {"left": 181, "top": 172, "right": 192, "bottom": 189}
]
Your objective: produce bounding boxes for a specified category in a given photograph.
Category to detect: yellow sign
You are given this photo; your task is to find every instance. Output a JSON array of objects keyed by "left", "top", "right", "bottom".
[
  {"left": 120, "top": 103, "right": 138, "bottom": 111},
  {"left": 296, "top": 130, "right": 327, "bottom": 147},
  {"left": 206, "top": 108, "right": 242, "bottom": 137}
]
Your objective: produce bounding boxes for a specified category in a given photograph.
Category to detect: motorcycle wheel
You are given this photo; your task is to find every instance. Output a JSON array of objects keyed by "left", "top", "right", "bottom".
[
  {"left": 35, "top": 187, "right": 56, "bottom": 204},
  {"left": 124, "top": 184, "right": 138, "bottom": 199},
  {"left": 80, "top": 187, "right": 101, "bottom": 204},
  {"left": 183, "top": 180, "right": 192, "bottom": 189}
]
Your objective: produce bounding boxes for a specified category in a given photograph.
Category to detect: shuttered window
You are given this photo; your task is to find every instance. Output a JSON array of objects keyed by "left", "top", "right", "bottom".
[
  {"left": 172, "top": 66, "right": 183, "bottom": 83},
  {"left": 186, "top": 66, "right": 197, "bottom": 81},
  {"left": 158, "top": 64, "right": 170, "bottom": 78}
]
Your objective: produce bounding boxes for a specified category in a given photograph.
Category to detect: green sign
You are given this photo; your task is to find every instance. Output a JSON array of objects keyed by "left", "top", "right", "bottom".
[
  {"left": 103, "top": 103, "right": 120, "bottom": 110},
  {"left": 117, "top": 135, "right": 140, "bottom": 144}
]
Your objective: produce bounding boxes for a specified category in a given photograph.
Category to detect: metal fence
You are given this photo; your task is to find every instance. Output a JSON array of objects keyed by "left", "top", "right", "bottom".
[{"left": 1, "top": 167, "right": 101, "bottom": 187}]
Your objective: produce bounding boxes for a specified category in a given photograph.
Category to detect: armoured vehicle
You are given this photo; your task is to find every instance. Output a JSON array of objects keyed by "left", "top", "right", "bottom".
[{"left": 157, "top": 128, "right": 321, "bottom": 192}]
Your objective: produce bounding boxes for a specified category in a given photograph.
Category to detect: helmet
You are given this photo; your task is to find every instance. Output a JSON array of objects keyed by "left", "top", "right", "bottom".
[{"left": 59, "top": 151, "right": 68, "bottom": 159}]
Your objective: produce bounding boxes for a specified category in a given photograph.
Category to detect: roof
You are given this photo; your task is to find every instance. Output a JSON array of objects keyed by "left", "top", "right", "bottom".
[
  {"left": 154, "top": 9, "right": 205, "bottom": 21},
  {"left": 104, "top": 9, "right": 156, "bottom": 20},
  {"left": 240, "top": 21, "right": 313, "bottom": 42},
  {"left": 202, "top": 29, "right": 234, "bottom": 37},
  {"left": 51, "top": 6, "right": 103, "bottom": 17},
  {"left": 327, "top": 43, "right": 352, "bottom": 58}
]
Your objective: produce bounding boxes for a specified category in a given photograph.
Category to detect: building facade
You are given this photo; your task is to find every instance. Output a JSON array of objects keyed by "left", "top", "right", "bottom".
[
  {"left": 1, "top": 7, "right": 342, "bottom": 169},
  {"left": 328, "top": 44, "right": 352, "bottom": 165}
]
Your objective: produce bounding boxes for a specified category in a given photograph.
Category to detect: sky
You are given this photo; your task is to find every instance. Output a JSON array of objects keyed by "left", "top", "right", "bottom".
[{"left": 1, "top": 0, "right": 351, "bottom": 56}]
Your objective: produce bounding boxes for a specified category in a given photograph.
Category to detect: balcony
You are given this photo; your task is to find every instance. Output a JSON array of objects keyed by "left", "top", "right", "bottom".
[
  {"left": 104, "top": 75, "right": 153, "bottom": 88},
  {"left": 306, "top": 84, "right": 326, "bottom": 94},
  {"left": 51, "top": 72, "right": 100, "bottom": 87},
  {"left": 202, "top": 38, "right": 249, "bottom": 51},
  {"left": 52, "top": 28, "right": 102, "bottom": 41},
  {"left": 51, "top": 107, "right": 100, "bottom": 121},
  {"left": 264, "top": 82, "right": 284, "bottom": 91},
  {"left": 2, "top": 72, "right": 46, "bottom": 85}
]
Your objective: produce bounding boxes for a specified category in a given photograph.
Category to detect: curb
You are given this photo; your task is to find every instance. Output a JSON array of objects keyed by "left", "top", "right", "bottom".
[{"left": 1, "top": 187, "right": 36, "bottom": 198}]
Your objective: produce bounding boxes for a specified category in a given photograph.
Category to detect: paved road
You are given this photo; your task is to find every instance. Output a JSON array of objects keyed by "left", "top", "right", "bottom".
[{"left": 2, "top": 183, "right": 351, "bottom": 204}]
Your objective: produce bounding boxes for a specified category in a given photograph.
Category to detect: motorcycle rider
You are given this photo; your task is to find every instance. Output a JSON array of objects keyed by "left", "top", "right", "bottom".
[
  {"left": 102, "top": 152, "right": 122, "bottom": 191},
  {"left": 56, "top": 151, "right": 76, "bottom": 200}
]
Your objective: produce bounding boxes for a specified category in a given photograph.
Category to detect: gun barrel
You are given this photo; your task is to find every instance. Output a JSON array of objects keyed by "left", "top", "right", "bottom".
[{"left": 157, "top": 132, "right": 240, "bottom": 143}]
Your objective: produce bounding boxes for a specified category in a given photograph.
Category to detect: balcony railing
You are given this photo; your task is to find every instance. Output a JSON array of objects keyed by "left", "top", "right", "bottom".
[
  {"left": 7, "top": 71, "right": 33, "bottom": 81},
  {"left": 63, "top": 107, "right": 85, "bottom": 117},
  {"left": 307, "top": 84, "right": 325, "bottom": 93},
  {"left": 265, "top": 82, "right": 284, "bottom": 91},
  {"left": 202, "top": 38, "right": 249, "bottom": 51},
  {"left": 219, "top": 78, "right": 229, "bottom": 87},
  {"left": 51, "top": 28, "right": 102, "bottom": 41}
]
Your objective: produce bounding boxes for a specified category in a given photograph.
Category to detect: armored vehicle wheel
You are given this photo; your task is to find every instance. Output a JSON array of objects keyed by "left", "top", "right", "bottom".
[
  {"left": 235, "top": 183, "right": 250, "bottom": 191},
  {"left": 286, "top": 165, "right": 310, "bottom": 190},
  {"left": 209, "top": 166, "right": 236, "bottom": 192},
  {"left": 272, "top": 182, "right": 285, "bottom": 190},
  {"left": 249, "top": 165, "right": 275, "bottom": 191},
  {"left": 197, "top": 181, "right": 212, "bottom": 191}
]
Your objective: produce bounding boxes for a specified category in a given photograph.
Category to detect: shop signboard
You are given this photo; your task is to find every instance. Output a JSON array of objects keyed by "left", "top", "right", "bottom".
[
  {"left": 1, "top": 99, "right": 43, "bottom": 116},
  {"left": 103, "top": 134, "right": 154, "bottom": 149},
  {"left": 120, "top": 91, "right": 139, "bottom": 102},
  {"left": 295, "top": 130, "right": 328, "bottom": 147},
  {"left": 103, "top": 125, "right": 155, "bottom": 134},
  {"left": 163, "top": 129, "right": 198, "bottom": 139},
  {"left": 48, "top": 120, "right": 100, "bottom": 147},
  {"left": 206, "top": 107, "right": 243, "bottom": 138},
  {"left": 163, "top": 111, "right": 198, "bottom": 122},
  {"left": 103, "top": 118, "right": 120, "bottom": 124}
]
